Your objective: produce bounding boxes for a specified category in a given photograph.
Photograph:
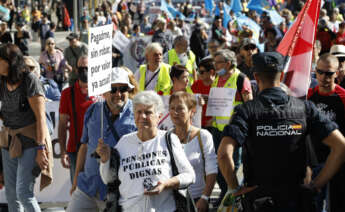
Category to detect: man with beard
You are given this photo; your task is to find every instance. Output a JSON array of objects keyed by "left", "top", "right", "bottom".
[
  {"left": 66, "top": 68, "right": 137, "bottom": 212},
  {"left": 308, "top": 53, "right": 345, "bottom": 212}
]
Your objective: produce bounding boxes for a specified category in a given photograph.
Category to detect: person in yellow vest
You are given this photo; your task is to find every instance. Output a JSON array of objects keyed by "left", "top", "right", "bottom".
[
  {"left": 134, "top": 42, "right": 171, "bottom": 92},
  {"left": 164, "top": 35, "right": 198, "bottom": 86},
  {"left": 210, "top": 49, "right": 253, "bottom": 206},
  {"left": 158, "top": 64, "right": 193, "bottom": 96}
]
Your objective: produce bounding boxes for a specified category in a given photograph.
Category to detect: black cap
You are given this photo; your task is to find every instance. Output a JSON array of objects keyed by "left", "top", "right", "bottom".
[
  {"left": 252, "top": 52, "right": 284, "bottom": 73},
  {"left": 66, "top": 33, "right": 79, "bottom": 40}
]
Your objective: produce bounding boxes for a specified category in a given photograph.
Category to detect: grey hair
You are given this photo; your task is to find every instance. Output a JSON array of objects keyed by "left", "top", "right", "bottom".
[
  {"left": 214, "top": 49, "right": 237, "bottom": 66},
  {"left": 23, "top": 56, "right": 40, "bottom": 77},
  {"left": 173, "top": 35, "right": 188, "bottom": 47},
  {"left": 133, "top": 91, "right": 164, "bottom": 115},
  {"left": 144, "top": 42, "right": 163, "bottom": 56}
]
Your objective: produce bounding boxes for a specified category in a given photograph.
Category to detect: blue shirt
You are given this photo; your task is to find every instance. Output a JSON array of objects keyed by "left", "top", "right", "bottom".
[{"left": 78, "top": 100, "right": 137, "bottom": 200}]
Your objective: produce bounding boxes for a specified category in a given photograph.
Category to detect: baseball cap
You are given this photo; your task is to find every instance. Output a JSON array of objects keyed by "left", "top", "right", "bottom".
[
  {"left": 66, "top": 32, "right": 79, "bottom": 40},
  {"left": 241, "top": 38, "right": 257, "bottom": 49},
  {"left": 330, "top": 45, "right": 345, "bottom": 58},
  {"left": 111, "top": 67, "right": 134, "bottom": 89},
  {"left": 252, "top": 52, "right": 284, "bottom": 73}
]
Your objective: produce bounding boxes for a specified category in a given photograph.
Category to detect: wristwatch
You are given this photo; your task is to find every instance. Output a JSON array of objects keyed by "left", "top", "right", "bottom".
[
  {"left": 36, "top": 144, "right": 46, "bottom": 150},
  {"left": 200, "top": 194, "right": 209, "bottom": 201}
]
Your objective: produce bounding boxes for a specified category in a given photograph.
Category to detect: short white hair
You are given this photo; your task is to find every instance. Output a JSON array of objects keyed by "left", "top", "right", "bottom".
[
  {"left": 133, "top": 91, "right": 164, "bottom": 115},
  {"left": 144, "top": 42, "right": 163, "bottom": 56}
]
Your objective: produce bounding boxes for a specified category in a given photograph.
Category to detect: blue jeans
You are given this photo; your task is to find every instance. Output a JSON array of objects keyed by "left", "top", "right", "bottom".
[
  {"left": 2, "top": 148, "right": 41, "bottom": 212},
  {"left": 67, "top": 152, "right": 78, "bottom": 183}
]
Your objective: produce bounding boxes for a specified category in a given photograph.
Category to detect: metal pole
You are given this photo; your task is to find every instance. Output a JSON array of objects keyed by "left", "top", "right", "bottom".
[
  {"left": 101, "top": 99, "right": 104, "bottom": 139},
  {"left": 73, "top": 0, "right": 78, "bottom": 33}
]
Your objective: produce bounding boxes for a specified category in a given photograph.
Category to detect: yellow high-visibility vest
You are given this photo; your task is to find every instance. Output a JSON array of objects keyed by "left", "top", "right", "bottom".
[
  {"left": 211, "top": 68, "right": 243, "bottom": 131},
  {"left": 138, "top": 63, "right": 171, "bottom": 92},
  {"left": 168, "top": 49, "right": 196, "bottom": 85}
]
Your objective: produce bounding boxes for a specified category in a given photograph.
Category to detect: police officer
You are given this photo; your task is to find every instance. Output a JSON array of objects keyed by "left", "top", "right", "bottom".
[{"left": 218, "top": 52, "right": 345, "bottom": 211}]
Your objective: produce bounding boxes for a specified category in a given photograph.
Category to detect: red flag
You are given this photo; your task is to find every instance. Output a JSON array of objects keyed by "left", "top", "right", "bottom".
[{"left": 276, "top": 0, "right": 321, "bottom": 97}]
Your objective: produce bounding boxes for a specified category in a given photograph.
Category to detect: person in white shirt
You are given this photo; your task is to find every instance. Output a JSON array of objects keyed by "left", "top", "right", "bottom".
[
  {"left": 97, "top": 91, "right": 195, "bottom": 212},
  {"left": 169, "top": 91, "right": 217, "bottom": 212}
]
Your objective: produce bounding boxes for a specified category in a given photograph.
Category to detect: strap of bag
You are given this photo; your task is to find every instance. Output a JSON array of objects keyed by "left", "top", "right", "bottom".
[
  {"left": 145, "top": 70, "right": 160, "bottom": 89},
  {"left": 70, "top": 85, "right": 78, "bottom": 149},
  {"left": 165, "top": 130, "right": 179, "bottom": 176},
  {"left": 104, "top": 102, "right": 120, "bottom": 141},
  {"left": 196, "top": 130, "right": 206, "bottom": 179}
]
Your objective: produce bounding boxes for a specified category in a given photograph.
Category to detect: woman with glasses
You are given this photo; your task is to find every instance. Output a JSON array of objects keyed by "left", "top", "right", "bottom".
[
  {"left": 191, "top": 58, "right": 216, "bottom": 128},
  {"left": 39, "top": 37, "right": 72, "bottom": 90},
  {"left": 98, "top": 91, "right": 195, "bottom": 211},
  {"left": 0, "top": 43, "right": 52, "bottom": 212},
  {"left": 169, "top": 91, "right": 217, "bottom": 212}
]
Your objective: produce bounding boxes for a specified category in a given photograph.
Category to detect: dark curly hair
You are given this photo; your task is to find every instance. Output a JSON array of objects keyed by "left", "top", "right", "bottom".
[{"left": 0, "top": 43, "right": 29, "bottom": 85}]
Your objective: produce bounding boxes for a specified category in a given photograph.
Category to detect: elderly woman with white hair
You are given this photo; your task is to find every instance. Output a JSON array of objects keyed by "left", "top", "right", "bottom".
[{"left": 98, "top": 91, "right": 195, "bottom": 212}]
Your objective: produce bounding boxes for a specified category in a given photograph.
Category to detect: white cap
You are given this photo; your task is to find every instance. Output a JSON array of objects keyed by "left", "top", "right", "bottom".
[{"left": 111, "top": 67, "right": 134, "bottom": 89}]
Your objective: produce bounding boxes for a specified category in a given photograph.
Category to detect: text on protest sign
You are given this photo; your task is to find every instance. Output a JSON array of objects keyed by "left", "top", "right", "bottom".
[
  {"left": 88, "top": 24, "right": 113, "bottom": 96},
  {"left": 206, "top": 87, "right": 237, "bottom": 117}
]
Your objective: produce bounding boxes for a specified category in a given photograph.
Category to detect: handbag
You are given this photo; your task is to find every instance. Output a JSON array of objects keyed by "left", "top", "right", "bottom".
[{"left": 165, "top": 130, "right": 197, "bottom": 212}]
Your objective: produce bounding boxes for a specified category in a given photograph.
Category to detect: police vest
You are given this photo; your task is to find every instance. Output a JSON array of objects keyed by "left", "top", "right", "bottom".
[
  {"left": 161, "top": 85, "right": 193, "bottom": 96},
  {"left": 168, "top": 49, "right": 196, "bottom": 85},
  {"left": 138, "top": 63, "right": 171, "bottom": 92},
  {"left": 242, "top": 96, "right": 307, "bottom": 190},
  {"left": 211, "top": 68, "right": 243, "bottom": 131}
]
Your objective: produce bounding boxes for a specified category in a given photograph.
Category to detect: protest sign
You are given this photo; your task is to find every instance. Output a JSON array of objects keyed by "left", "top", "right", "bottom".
[
  {"left": 206, "top": 87, "right": 236, "bottom": 117},
  {"left": 112, "top": 30, "right": 131, "bottom": 54},
  {"left": 88, "top": 24, "right": 113, "bottom": 96}
]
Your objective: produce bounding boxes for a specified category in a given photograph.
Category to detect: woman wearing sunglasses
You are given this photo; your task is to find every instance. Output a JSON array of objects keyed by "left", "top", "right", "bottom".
[{"left": 39, "top": 37, "right": 72, "bottom": 90}]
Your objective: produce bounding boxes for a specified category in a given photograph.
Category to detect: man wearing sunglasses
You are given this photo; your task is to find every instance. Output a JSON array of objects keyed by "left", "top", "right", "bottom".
[
  {"left": 308, "top": 53, "right": 345, "bottom": 212},
  {"left": 58, "top": 56, "right": 95, "bottom": 185},
  {"left": 238, "top": 38, "right": 258, "bottom": 80},
  {"left": 66, "top": 68, "right": 137, "bottom": 212}
]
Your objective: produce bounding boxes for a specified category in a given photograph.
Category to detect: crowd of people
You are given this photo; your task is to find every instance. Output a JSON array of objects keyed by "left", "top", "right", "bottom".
[{"left": 0, "top": 0, "right": 344, "bottom": 212}]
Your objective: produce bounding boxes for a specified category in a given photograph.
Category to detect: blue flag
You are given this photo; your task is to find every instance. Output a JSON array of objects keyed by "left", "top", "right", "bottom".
[
  {"left": 223, "top": 3, "right": 232, "bottom": 28},
  {"left": 230, "top": 0, "right": 243, "bottom": 14},
  {"left": 205, "top": 0, "right": 213, "bottom": 13},
  {"left": 267, "top": 10, "right": 284, "bottom": 25},
  {"left": 161, "top": 0, "right": 185, "bottom": 20},
  {"left": 215, "top": 4, "right": 220, "bottom": 16},
  {"left": 247, "top": 0, "right": 271, "bottom": 14}
]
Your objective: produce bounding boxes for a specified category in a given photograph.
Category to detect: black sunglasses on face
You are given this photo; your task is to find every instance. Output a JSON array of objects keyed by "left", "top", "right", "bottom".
[
  {"left": 244, "top": 45, "right": 257, "bottom": 51},
  {"left": 110, "top": 86, "right": 129, "bottom": 94},
  {"left": 316, "top": 69, "right": 336, "bottom": 77},
  {"left": 78, "top": 67, "right": 88, "bottom": 72}
]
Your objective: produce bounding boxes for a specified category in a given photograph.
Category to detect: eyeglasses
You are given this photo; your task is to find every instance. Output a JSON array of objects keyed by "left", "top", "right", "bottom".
[
  {"left": 198, "top": 68, "right": 209, "bottom": 75},
  {"left": 110, "top": 86, "right": 129, "bottom": 94},
  {"left": 169, "top": 106, "right": 187, "bottom": 114},
  {"left": 316, "top": 69, "right": 336, "bottom": 77},
  {"left": 47, "top": 42, "right": 55, "bottom": 45},
  {"left": 214, "top": 60, "right": 226, "bottom": 65}
]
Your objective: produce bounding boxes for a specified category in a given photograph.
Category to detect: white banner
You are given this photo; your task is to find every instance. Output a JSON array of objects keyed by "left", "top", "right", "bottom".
[
  {"left": 88, "top": 24, "right": 113, "bottom": 96},
  {"left": 112, "top": 30, "right": 131, "bottom": 54},
  {"left": 0, "top": 101, "right": 71, "bottom": 203},
  {"left": 158, "top": 95, "right": 202, "bottom": 130},
  {"left": 122, "top": 36, "right": 152, "bottom": 73},
  {"left": 206, "top": 87, "right": 236, "bottom": 117}
]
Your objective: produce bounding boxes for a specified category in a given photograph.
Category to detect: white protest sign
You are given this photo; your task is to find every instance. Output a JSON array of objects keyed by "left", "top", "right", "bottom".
[
  {"left": 88, "top": 24, "right": 113, "bottom": 96},
  {"left": 206, "top": 87, "right": 237, "bottom": 117},
  {"left": 112, "top": 30, "right": 131, "bottom": 54},
  {"left": 158, "top": 95, "right": 202, "bottom": 130}
]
